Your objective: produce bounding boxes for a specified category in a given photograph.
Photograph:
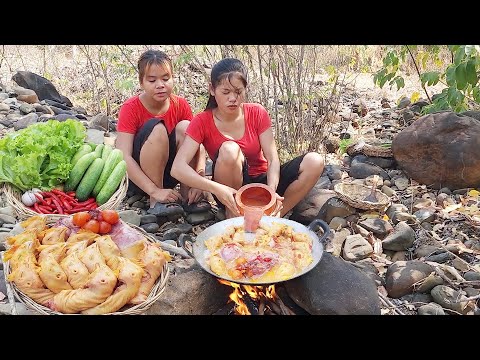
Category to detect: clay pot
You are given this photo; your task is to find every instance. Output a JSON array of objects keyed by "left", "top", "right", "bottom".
[{"left": 235, "top": 183, "right": 280, "bottom": 216}]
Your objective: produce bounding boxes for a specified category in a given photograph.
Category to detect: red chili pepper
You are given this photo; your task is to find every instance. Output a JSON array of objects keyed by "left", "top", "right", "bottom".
[
  {"left": 50, "top": 196, "right": 64, "bottom": 214},
  {"left": 33, "top": 202, "right": 47, "bottom": 214},
  {"left": 66, "top": 191, "right": 76, "bottom": 197},
  {"left": 66, "top": 207, "right": 92, "bottom": 214},
  {"left": 51, "top": 189, "right": 72, "bottom": 198},
  {"left": 86, "top": 202, "right": 98, "bottom": 210},
  {"left": 76, "top": 198, "right": 96, "bottom": 206},
  {"left": 45, "top": 198, "right": 53, "bottom": 205},
  {"left": 41, "top": 191, "right": 51, "bottom": 198},
  {"left": 61, "top": 198, "right": 72, "bottom": 210},
  {"left": 38, "top": 205, "right": 53, "bottom": 213}
]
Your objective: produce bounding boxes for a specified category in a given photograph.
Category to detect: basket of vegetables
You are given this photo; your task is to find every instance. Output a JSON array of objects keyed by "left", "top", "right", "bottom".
[
  {"left": 1, "top": 210, "right": 171, "bottom": 315},
  {"left": 0, "top": 120, "right": 128, "bottom": 220}
]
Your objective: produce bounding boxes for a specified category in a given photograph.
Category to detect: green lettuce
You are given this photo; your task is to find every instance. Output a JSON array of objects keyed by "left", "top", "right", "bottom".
[{"left": 0, "top": 119, "right": 86, "bottom": 191}]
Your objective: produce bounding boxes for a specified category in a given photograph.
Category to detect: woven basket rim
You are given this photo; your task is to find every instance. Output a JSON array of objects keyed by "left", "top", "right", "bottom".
[
  {"left": 334, "top": 182, "right": 390, "bottom": 210},
  {"left": 3, "top": 174, "right": 128, "bottom": 221},
  {"left": 2, "top": 218, "right": 170, "bottom": 315}
]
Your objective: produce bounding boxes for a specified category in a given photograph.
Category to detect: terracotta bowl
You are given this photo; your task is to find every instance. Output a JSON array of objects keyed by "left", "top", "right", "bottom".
[{"left": 235, "top": 183, "right": 278, "bottom": 216}]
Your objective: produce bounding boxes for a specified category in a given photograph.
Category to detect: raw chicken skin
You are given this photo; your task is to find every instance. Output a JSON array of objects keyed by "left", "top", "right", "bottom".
[
  {"left": 95, "top": 235, "right": 122, "bottom": 270},
  {"left": 38, "top": 254, "right": 72, "bottom": 293},
  {"left": 39, "top": 226, "right": 68, "bottom": 245},
  {"left": 6, "top": 230, "right": 37, "bottom": 247},
  {"left": 60, "top": 252, "right": 90, "bottom": 289},
  {"left": 82, "top": 257, "right": 143, "bottom": 314},
  {"left": 120, "top": 240, "right": 146, "bottom": 260},
  {"left": 8, "top": 261, "right": 54, "bottom": 305},
  {"left": 66, "top": 230, "right": 99, "bottom": 244},
  {"left": 50, "top": 263, "right": 117, "bottom": 314},
  {"left": 78, "top": 243, "right": 106, "bottom": 273},
  {"left": 129, "top": 243, "right": 169, "bottom": 304},
  {"left": 37, "top": 242, "right": 68, "bottom": 264},
  {"left": 20, "top": 216, "right": 47, "bottom": 235}
]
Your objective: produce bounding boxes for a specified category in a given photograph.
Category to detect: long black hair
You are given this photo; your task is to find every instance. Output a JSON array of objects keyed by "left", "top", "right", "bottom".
[{"left": 205, "top": 58, "right": 248, "bottom": 110}]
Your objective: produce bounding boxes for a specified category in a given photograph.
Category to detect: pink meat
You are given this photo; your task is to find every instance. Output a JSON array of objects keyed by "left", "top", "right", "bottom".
[
  {"left": 109, "top": 221, "right": 145, "bottom": 250},
  {"left": 220, "top": 243, "right": 242, "bottom": 262}
]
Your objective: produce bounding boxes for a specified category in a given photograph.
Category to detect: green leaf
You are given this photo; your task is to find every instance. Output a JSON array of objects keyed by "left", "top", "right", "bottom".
[
  {"left": 454, "top": 46, "right": 466, "bottom": 65},
  {"left": 473, "top": 87, "right": 480, "bottom": 103},
  {"left": 455, "top": 63, "right": 467, "bottom": 90},
  {"left": 421, "top": 71, "right": 441, "bottom": 87},
  {"left": 465, "top": 59, "right": 478, "bottom": 86},
  {"left": 446, "top": 65, "right": 456, "bottom": 87}
]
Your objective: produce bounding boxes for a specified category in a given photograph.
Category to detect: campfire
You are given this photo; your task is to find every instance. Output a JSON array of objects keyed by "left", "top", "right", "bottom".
[{"left": 217, "top": 279, "right": 296, "bottom": 315}]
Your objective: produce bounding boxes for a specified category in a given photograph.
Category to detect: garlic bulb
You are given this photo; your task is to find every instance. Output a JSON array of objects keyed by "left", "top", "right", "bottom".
[{"left": 21, "top": 191, "right": 37, "bottom": 207}]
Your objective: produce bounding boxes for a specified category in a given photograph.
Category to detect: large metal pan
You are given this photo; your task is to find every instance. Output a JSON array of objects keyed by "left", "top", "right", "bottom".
[{"left": 179, "top": 216, "right": 330, "bottom": 285}]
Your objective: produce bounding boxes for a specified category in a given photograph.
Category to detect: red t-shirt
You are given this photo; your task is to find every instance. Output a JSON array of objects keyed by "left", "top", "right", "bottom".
[
  {"left": 117, "top": 94, "right": 193, "bottom": 135},
  {"left": 186, "top": 103, "right": 272, "bottom": 177}
]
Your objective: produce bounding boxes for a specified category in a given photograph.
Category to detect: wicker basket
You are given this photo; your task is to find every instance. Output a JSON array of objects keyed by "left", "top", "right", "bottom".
[
  {"left": 2, "top": 219, "right": 170, "bottom": 315},
  {"left": 3, "top": 174, "right": 128, "bottom": 221},
  {"left": 346, "top": 141, "right": 393, "bottom": 158},
  {"left": 334, "top": 182, "right": 391, "bottom": 210}
]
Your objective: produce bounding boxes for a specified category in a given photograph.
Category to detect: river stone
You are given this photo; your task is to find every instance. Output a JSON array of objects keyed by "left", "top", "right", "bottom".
[{"left": 285, "top": 252, "right": 381, "bottom": 314}]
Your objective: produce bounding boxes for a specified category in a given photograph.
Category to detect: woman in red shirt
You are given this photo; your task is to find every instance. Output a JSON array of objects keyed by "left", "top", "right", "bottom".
[
  {"left": 171, "top": 58, "right": 324, "bottom": 218},
  {"left": 116, "top": 50, "right": 208, "bottom": 215}
]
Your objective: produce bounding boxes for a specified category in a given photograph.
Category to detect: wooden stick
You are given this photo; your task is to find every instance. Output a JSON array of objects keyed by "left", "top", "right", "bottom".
[
  {"left": 157, "top": 242, "right": 191, "bottom": 258},
  {"left": 258, "top": 298, "right": 265, "bottom": 315},
  {"left": 276, "top": 295, "right": 295, "bottom": 315},
  {"left": 378, "top": 292, "right": 405, "bottom": 315},
  {"left": 267, "top": 299, "right": 283, "bottom": 315}
]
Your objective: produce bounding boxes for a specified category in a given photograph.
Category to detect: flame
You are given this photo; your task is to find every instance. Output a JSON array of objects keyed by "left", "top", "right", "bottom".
[{"left": 218, "top": 279, "right": 276, "bottom": 315}]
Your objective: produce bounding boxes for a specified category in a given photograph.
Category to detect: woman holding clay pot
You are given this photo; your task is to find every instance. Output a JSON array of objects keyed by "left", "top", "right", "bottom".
[{"left": 171, "top": 58, "right": 324, "bottom": 219}]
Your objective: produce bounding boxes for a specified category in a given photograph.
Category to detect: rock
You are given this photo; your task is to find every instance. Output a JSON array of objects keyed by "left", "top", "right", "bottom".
[
  {"left": 358, "top": 218, "right": 393, "bottom": 238},
  {"left": 315, "top": 197, "right": 356, "bottom": 224},
  {"left": 186, "top": 211, "right": 215, "bottom": 225},
  {"left": 430, "top": 285, "right": 471, "bottom": 314},
  {"left": 342, "top": 234, "right": 373, "bottom": 261},
  {"left": 12, "top": 71, "right": 69, "bottom": 105},
  {"left": 385, "top": 260, "right": 435, "bottom": 298},
  {"left": 393, "top": 111, "right": 480, "bottom": 189},
  {"left": 285, "top": 252, "right": 381, "bottom": 314},
  {"left": 140, "top": 223, "right": 159, "bottom": 233},
  {"left": 118, "top": 210, "right": 141, "bottom": 227},
  {"left": 12, "top": 113, "right": 38, "bottom": 131},
  {"left": 417, "top": 303, "right": 446, "bottom": 315},
  {"left": 145, "top": 266, "right": 232, "bottom": 315},
  {"left": 382, "top": 221, "right": 415, "bottom": 251}
]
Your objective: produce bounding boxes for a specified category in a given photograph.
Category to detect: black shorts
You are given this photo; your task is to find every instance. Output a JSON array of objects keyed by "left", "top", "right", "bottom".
[
  {"left": 127, "top": 118, "right": 178, "bottom": 197},
  {"left": 211, "top": 153, "right": 306, "bottom": 209}
]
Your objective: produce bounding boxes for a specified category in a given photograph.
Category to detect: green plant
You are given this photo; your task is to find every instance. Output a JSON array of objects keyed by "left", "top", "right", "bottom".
[
  {"left": 338, "top": 138, "right": 353, "bottom": 155},
  {"left": 373, "top": 45, "right": 480, "bottom": 114}
]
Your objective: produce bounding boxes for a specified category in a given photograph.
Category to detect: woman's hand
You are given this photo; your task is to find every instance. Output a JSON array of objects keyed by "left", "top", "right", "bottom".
[
  {"left": 150, "top": 188, "right": 182, "bottom": 204},
  {"left": 214, "top": 184, "right": 240, "bottom": 216},
  {"left": 187, "top": 188, "right": 205, "bottom": 205},
  {"left": 270, "top": 191, "right": 284, "bottom": 217}
]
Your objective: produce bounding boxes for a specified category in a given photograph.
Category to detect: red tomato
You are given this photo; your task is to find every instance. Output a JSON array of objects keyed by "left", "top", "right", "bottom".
[
  {"left": 98, "top": 221, "right": 112, "bottom": 234},
  {"left": 82, "top": 219, "right": 100, "bottom": 234},
  {"left": 72, "top": 212, "right": 92, "bottom": 227},
  {"left": 101, "top": 210, "right": 120, "bottom": 225}
]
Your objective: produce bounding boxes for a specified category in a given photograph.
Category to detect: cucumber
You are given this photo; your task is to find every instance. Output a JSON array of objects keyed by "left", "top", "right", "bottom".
[
  {"left": 92, "top": 149, "right": 124, "bottom": 197},
  {"left": 96, "top": 160, "right": 127, "bottom": 205},
  {"left": 64, "top": 152, "right": 98, "bottom": 192},
  {"left": 94, "top": 144, "right": 104, "bottom": 158},
  {"left": 71, "top": 144, "right": 93, "bottom": 165},
  {"left": 75, "top": 158, "right": 105, "bottom": 201},
  {"left": 101, "top": 144, "right": 113, "bottom": 161},
  {"left": 87, "top": 142, "right": 97, "bottom": 151}
]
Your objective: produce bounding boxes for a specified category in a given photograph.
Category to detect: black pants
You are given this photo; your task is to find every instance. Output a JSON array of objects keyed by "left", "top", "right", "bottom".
[
  {"left": 127, "top": 118, "right": 179, "bottom": 197},
  {"left": 211, "top": 153, "right": 306, "bottom": 209}
]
